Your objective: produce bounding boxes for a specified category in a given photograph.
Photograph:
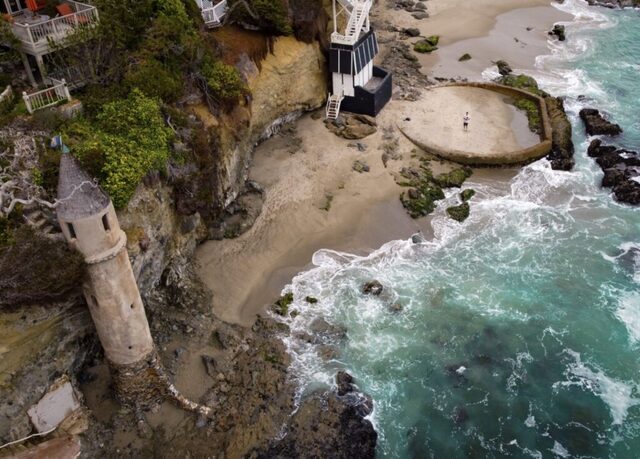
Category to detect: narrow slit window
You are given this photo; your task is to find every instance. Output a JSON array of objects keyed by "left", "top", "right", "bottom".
[
  {"left": 91, "top": 295, "right": 98, "bottom": 307},
  {"left": 102, "top": 214, "right": 110, "bottom": 232},
  {"left": 67, "top": 222, "right": 76, "bottom": 239}
]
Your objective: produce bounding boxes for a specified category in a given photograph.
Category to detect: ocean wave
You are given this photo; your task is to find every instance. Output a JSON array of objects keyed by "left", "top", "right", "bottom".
[
  {"left": 553, "top": 349, "right": 640, "bottom": 425},
  {"left": 615, "top": 291, "right": 640, "bottom": 345}
]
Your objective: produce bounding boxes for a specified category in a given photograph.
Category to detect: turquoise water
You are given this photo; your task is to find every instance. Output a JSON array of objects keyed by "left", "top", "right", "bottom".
[{"left": 283, "top": 1, "right": 640, "bottom": 457}]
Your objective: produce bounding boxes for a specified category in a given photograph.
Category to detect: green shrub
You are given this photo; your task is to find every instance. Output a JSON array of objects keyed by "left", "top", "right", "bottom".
[
  {"left": 201, "top": 59, "right": 247, "bottom": 104},
  {"left": 124, "top": 58, "right": 183, "bottom": 102},
  {"left": 70, "top": 89, "right": 172, "bottom": 208},
  {"left": 229, "top": 0, "right": 293, "bottom": 35}
]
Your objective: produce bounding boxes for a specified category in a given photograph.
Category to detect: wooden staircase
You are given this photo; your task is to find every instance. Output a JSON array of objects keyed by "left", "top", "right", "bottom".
[
  {"left": 332, "top": 0, "right": 371, "bottom": 45},
  {"left": 326, "top": 93, "right": 344, "bottom": 120}
]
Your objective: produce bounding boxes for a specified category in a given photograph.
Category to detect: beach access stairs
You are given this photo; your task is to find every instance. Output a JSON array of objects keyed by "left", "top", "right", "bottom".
[{"left": 326, "top": 93, "right": 344, "bottom": 120}]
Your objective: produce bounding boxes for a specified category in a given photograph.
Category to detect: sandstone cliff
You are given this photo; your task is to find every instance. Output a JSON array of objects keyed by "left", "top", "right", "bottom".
[{"left": 0, "top": 34, "right": 328, "bottom": 446}]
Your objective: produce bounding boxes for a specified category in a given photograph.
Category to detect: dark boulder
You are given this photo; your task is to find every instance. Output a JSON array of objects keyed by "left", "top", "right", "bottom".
[
  {"left": 602, "top": 166, "right": 626, "bottom": 188},
  {"left": 336, "top": 371, "right": 355, "bottom": 395},
  {"left": 362, "top": 280, "right": 384, "bottom": 296},
  {"left": 579, "top": 108, "right": 623, "bottom": 136},
  {"left": 258, "top": 391, "right": 377, "bottom": 459},
  {"left": 496, "top": 60, "right": 512, "bottom": 76},
  {"left": 587, "top": 139, "right": 617, "bottom": 158},
  {"left": 549, "top": 24, "right": 566, "bottom": 41},
  {"left": 613, "top": 179, "right": 640, "bottom": 205}
]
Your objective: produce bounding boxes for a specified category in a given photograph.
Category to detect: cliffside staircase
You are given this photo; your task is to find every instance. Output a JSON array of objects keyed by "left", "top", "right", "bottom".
[
  {"left": 326, "top": 93, "right": 344, "bottom": 120},
  {"left": 331, "top": 0, "right": 371, "bottom": 45}
]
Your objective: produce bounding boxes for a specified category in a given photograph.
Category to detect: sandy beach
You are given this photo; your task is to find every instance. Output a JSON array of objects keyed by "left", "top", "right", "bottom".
[{"left": 195, "top": 0, "right": 568, "bottom": 327}]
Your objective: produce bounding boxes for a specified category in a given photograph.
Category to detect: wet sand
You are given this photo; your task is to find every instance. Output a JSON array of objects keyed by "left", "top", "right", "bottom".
[{"left": 196, "top": 0, "right": 565, "bottom": 327}]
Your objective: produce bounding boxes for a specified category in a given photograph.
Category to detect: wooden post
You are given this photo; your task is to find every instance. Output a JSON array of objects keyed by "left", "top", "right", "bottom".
[
  {"left": 61, "top": 79, "right": 71, "bottom": 101},
  {"left": 23, "top": 91, "right": 33, "bottom": 114}
]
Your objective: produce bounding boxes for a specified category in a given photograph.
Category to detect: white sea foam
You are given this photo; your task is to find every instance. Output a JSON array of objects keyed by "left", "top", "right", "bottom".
[
  {"left": 554, "top": 350, "right": 639, "bottom": 425},
  {"left": 551, "top": 441, "right": 570, "bottom": 458},
  {"left": 615, "top": 292, "right": 640, "bottom": 345}
]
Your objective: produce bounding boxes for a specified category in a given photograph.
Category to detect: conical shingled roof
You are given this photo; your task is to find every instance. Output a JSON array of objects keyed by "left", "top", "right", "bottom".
[{"left": 56, "top": 152, "right": 110, "bottom": 220}]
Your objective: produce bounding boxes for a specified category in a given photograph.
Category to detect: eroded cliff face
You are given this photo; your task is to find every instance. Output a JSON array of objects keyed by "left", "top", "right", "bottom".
[
  {"left": 210, "top": 35, "right": 327, "bottom": 210},
  {"left": 0, "top": 35, "right": 328, "bottom": 446}
]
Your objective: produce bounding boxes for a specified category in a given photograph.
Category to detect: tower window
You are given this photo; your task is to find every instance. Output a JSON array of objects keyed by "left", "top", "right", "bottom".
[
  {"left": 101, "top": 214, "right": 110, "bottom": 232},
  {"left": 91, "top": 295, "right": 98, "bottom": 307},
  {"left": 67, "top": 222, "right": 76, "bottom": 239}
]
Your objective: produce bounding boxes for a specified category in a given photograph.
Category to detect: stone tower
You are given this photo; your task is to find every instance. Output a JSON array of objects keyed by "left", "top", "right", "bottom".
[
  {"left": 56, "top": 152, "right": 159, "bottom": 404},
  {"left": 56, "top": 152, "right": 213, "bottom": 416}
]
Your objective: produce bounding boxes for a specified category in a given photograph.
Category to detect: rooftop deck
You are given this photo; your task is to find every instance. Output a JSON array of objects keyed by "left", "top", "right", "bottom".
[{"left": 9, "top": 1, "right": 98, "bottom": 56}]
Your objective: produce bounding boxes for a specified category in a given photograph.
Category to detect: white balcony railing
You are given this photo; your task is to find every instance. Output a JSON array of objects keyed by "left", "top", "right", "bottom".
[
  {"left": 197, "top": 0, "right": 227, "bottom": 28},
  {"left": 22, "top": 79, "right": 71, "bottom": 114},
  {"left": 10, "top": 1, "right": 99, "bottom": 55}
]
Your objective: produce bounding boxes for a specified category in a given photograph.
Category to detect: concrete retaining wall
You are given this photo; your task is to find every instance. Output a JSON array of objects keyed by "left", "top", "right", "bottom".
[{"left": 401, "top": 82, "right": 553, "bottom": 167}]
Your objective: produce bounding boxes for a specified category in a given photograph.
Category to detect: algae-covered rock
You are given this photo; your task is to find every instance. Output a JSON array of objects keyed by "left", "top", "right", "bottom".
[
  {"left": 545, "top": 97, "right": 575, "bottom": 171},
  {"left": 460, "top": 189, "right": 476, "bottom": 202},
  {"left": 513, "top": 98, "right": 542, "bottom": 134},
  {"left": 434, "top": 167, "right": 472, "bottom": 188},
  {"left": 498, "top": 74, "right": 547, "bottom": 97},
  {"left": 446, "top": 202, "right": 470, "bottom": 222},
  {"left": 272, "top": 292, "right": 294, "bottom": 316},
  {"left": 458, "top": 53, "right": 472, "bottom": 62},
  {"left": 400, "top": 184, "right": 445, "bottom": 218},
  {"left": 425, "top": 35, "right": 440, "bottom": 46},
  {"left": 414, "top": 37, "right": 438, "bottom": 54},
  {"left": 305, "top": 296, "right": 319, "bottom": 304}
]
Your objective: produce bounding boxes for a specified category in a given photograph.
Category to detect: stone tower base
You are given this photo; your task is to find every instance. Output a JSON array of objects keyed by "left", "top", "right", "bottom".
[{"left": 109, "top": 349, "right": 212, "bottom": 418}]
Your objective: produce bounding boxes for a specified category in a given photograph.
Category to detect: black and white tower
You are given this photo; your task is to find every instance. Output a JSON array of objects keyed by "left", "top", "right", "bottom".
[{"left": 326, "top": 0, "right": 392, "bottom": 119}]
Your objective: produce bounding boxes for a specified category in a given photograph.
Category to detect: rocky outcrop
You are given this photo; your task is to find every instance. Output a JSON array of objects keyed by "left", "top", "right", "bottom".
[
  {"left": 257, "top": 390, "right": 377, "bottom": 459},
  {"left": 549, "top": 24, "right": 566, "bottom": 41},
  {"left": 325, "top": 113, "right": 378, "bottom": 139},
  {"left": 579, "top": 108, "right": 623, "bottom": 136},
  {"left": 496, "top": 60, "right": 512, "bottom": 76},
  {"left": 587, "top": 139, "right": 640, "bottom": 205},
  {"left": 0, "top": 302, "right": 97, "bottom": 443},
  {"left": 586, "top": 0, "right": 640, "bottom": 8},
  {"left": 546, "top": 97, "right": 575, "bottom": 170}
]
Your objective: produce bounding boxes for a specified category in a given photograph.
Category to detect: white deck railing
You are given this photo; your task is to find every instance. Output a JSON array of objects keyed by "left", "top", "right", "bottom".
[
  {"left": 198, "top": 0, "right": 228, "bottom": 28},
  {"left": 22, "top": 79, "right": 71, "bottom": 114},
  {"left": 11, "top": 1, "right": 99, "bottom": 55}
]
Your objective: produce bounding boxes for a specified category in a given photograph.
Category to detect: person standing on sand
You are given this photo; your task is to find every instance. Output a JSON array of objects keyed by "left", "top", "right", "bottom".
[{"left": 463, "top": 112, "right": 470, "bottom": 131}]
